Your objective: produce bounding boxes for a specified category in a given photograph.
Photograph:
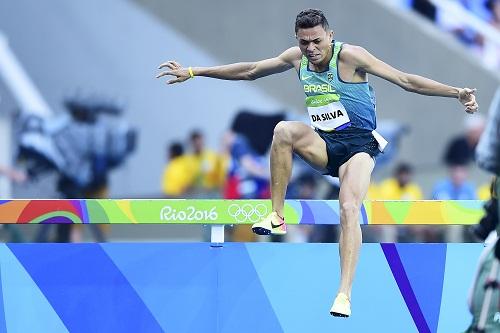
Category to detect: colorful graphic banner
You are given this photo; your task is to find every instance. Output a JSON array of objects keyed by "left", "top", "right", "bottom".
[
  {"left": 0, "top": 199, "right": 484, "bottom": 225},
  {"left": 0, "top": 243, "right": 483, "bottom": 332}
]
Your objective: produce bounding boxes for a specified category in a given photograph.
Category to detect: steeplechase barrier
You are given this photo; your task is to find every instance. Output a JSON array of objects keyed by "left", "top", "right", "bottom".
[{"left": 0, "top": 199, "right": 487, "bottom": 332}]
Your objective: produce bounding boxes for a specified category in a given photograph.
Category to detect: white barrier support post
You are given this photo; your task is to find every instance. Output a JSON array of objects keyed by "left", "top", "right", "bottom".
[{"left": 210, "top": 225, "right": 224, "bottom": 244}]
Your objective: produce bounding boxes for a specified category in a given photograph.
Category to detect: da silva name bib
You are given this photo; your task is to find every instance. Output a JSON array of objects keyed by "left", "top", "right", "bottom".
[{"left": 306, "top": 94, "right": 351, "bottom": 132}]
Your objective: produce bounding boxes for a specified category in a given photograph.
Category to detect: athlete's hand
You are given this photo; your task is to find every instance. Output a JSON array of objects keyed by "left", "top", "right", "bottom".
[
  {"left": 156, "top": 61, "right": 191, "bottom": 84},
  {"left": 458, "top": 88, "right": 478, "bottom": 114}
]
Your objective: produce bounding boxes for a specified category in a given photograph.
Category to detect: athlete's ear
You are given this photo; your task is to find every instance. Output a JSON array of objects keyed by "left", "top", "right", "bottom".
[{"left": 329, "top": 30, "right": 334, "bottom": 41}]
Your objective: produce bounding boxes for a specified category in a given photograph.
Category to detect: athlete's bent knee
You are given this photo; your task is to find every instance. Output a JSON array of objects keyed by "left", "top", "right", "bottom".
[{"left": 273, "top": 121, "right": 293, "bottom": 145}]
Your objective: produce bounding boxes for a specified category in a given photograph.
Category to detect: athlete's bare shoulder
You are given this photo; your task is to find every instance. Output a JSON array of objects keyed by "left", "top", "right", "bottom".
[
  {"left": 339, "top": 44, "right": 372, "bottom": 68},
  {"left": 337, "top": 43, "right": 366, "bottom": 63}
]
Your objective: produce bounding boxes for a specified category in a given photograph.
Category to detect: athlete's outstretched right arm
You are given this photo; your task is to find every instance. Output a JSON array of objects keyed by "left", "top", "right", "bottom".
[{"left": 156, "top": 47, "right": 300, "bottom": 84}]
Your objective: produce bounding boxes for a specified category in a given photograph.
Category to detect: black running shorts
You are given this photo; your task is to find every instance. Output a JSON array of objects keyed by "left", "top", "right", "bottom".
[{"left": 315, "top": 127, "right": 380, "bottom": 177}]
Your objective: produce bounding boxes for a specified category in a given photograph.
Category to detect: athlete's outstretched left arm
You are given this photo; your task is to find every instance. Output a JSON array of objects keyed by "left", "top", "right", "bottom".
[{"left": 343, "top": 45, "right": 478, "bottom": 114}]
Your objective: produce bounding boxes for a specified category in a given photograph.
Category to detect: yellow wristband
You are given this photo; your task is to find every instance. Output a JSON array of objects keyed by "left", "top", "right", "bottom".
[{"left": 188, "top": 67, "right": 194, "bottom": 78}]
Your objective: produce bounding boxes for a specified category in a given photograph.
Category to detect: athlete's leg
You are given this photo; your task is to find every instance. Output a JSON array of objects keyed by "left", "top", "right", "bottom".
[
  {"left": 337, "top": 152, "right": 374, "bottom": 297},
  {"left": 252, "top": 121, "right": 328, "bottom": 235},
  {"left": 270, "top": 121, "right": 328, "bottom": 216}
]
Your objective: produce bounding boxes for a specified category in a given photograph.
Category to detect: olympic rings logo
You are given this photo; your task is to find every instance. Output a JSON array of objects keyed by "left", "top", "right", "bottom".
[{"left": 227, "top": 204, "right": 268, "bottom": 223}]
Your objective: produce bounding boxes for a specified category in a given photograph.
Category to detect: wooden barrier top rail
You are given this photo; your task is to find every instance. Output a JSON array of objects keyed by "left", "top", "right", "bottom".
[{"left": 0, "top": 199, "right": 484, "bottom": 225}]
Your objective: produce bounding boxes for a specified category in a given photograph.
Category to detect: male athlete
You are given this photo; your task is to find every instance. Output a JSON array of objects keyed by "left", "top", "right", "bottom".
[{"left": 156, "top": 9, "right": 478, "bottom": 317}]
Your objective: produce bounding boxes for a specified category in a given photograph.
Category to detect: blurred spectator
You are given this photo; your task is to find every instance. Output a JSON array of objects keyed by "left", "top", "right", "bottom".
[
  {"left": 483, "top": 0, "right": 500, "bottom": 69},
  {"left": 433, "top": 165, "right": 477, "bottom": 200},
  {"left": 412, "top": 0, "right": 437, "bottom": 21},
  {"left": 404, "top": 0, "right": 500, "bottom": 69},
  {"left": 186, "top": 130, "right": 226, "bottom": 197},
  {"left": 378, "top": 162, "right": 423, "bottom": 200},
  {"left": 444, "top": 114, "right": 486, "bottom": 166},
  {"left": 161, "top": 141, "right": 196, "bottom": 197},
  {"left": 223, "top": 131, "right": 269, "bottom": 200},
  {"left": 436, "top": 0, "right": 484, "bottom": 54}
]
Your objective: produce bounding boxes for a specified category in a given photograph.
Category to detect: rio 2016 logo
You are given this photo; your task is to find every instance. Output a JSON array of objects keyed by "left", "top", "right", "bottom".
[
  {"left": 160, "top": 206, "right": 218, "bottom": 222},
  {"left": 227, "top": 203, "right": 268, "bottom": 223}
]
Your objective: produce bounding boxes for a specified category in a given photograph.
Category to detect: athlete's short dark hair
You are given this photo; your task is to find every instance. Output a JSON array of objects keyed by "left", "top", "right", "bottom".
[{"left": 295, "top": 9, "right": 329, "bottom": 33}]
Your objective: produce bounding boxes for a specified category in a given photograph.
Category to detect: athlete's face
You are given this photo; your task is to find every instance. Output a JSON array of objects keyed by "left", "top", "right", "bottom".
[{"left": 296, "top": 25, "right": 333, "bottom": 65}]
